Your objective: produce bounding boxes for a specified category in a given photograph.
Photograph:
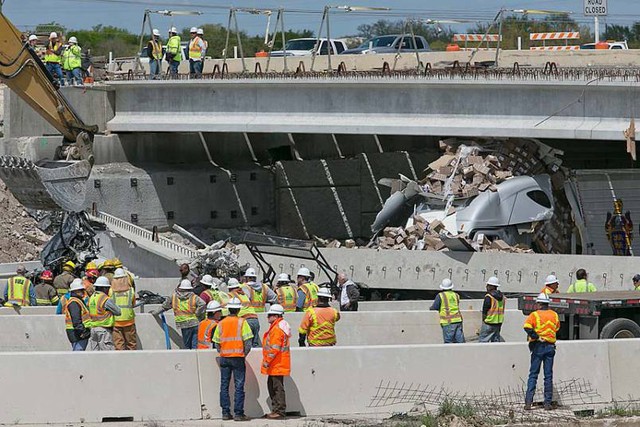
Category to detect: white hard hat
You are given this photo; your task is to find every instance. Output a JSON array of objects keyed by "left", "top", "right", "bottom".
[
  {"left": 49, "top": 32, "right": 58, "bottom": 39},
  {"left": 190, "top": 27, "right": 198, "bottom": 33},
  {"left": 244, "top": 268, "right": 257, "bottom": 278},
  {"left": 28, "top": 34, "right": 38, "bottom": 42},
  {"left": 68, "top": 36, "right": 78, "bottom": 44},
  {"left": 200, "top": 274, "right": 215, "bottom": 287},
  {"left": 226, "top": 297, "right": 242, "bottom": 309},
  {"left": 267, "top": 304, "right": 285, "bottom": 315},
  {"left": 317, "top": 287, "right": 333, "bottom": 299},
  {"left": 297, "top": 267, "right": 311, "bottom": 278},
  {"left": 113, "top": 268, "right": 127, "bottom": 279},
  {"left": 197, "top": 28, "right": 204, "bottom": 35},
  {"left": 440, "top": 278, "right": 454, "bottom": 290},
  {"left": 545, "top": 275, "right": 558, "bottom": 285},
  {"left": 276, "top": 273, "right": 290, "bottom": 283},
  {"left": 69, "top": 278, "right": 85, "bottom": 292},
  {"left": 486, "top": 276, "right": 500, "bottom": 287},
  {"left": 227, "top": 278, "right": 240, "bottom": 290},
  {"left": 178, "top": 279, "right": 193, "bottom": 290},
  {"left": 206, "top": 300, "right": 222, "bottom": 313},
  {"left": 152, "top": 29, "right": 161, "bottom": 37},
  {"left": 95, "top": 276, "right": 111, "bottom": 288},
  {"left": 169, "top": 27, "right": 177, "bottom": 34},
  {"left": 536, "top": 293, "right": 551, "bottom": 304}
]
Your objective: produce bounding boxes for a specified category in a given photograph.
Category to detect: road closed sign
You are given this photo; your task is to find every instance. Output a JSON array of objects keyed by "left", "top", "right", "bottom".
[{"left": 584, "top": 0, "right": 608, "bottom": 16}]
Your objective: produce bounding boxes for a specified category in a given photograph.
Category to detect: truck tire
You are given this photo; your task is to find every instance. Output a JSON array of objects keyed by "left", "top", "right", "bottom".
[{"left": 600, "top": 318, "right": 640, "bottom": 339}]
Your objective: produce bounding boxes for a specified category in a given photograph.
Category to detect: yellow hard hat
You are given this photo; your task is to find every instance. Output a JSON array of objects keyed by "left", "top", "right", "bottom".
[
  {"left": 85, "top": 261, "right": 97, "bottom": 270},
  {"left": 113, "top": 258, "right": 123, "bottom": 268},
  {"left": 63, "top": 261, "right": 76, "bottom": 271},
  {"left": 103, "top": 259, "right": 115, "bottom": 268}
]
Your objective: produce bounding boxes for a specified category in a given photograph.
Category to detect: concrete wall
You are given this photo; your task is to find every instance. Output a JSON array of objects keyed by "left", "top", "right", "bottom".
[
  {"left": 0, "top": 339, "right": 636, "bottom": 423},
  {"left": 0, "top": 310, "right": 526, "bottom": 351}
]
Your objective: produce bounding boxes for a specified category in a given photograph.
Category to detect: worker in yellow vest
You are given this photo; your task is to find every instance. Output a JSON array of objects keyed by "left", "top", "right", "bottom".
[
  {"left": 165, "top": 27, "right": 182, "bottom": 77},
  {"left": 296, "top": 267, "right": 318, "bottom": 312},
  {"left": 567, "top": 269, "right": 597, "bottom": 293},
  {"left": 146, "top": 28, "right": 163, "bottom": 80},
  {"left": 53, "top": 261, "right": 76, "bottom": 297},
  {"left": 44, "top": 32, "right": 64, "bottom": 86},
  {"left": 88, "top": 276, "right": 121, "bottom": 351},
  {"left": 110, "top": 268, "right": 138, "bottom": 350},
  {"left": 64, "top": 279, "right": 92, "bottom": 351},
  {"left": 188, "top": 27, "right": 205, "bottom": 78},
  {"left": 152, "top": 279, "right": 206, "bottom": 349},
  {"left": 298, "top": 287, "right": 340, "bottom": 347},
  {"left": 199, "top": 274, "right": 229, "bottom": 306},
  {"left": 430, "top": 278, "right": 465, "bottom": 343},
  {"left": 62, "top": 36, "right": 83, "bottom": 86},
  {"left": 227, "top": 278, "right": 261, "bottom": 347},
  {"left": 242, "top": 267, "right": 277, "bottom": 314},
  {"left": 275, "top": 273, "right": 298, "bottom": 312},
  {"left": 479, "top": 276, "right": 505, "bottom": 343},
  {"left": 3, "top": 265, "right": 36, "bottom": 307}
]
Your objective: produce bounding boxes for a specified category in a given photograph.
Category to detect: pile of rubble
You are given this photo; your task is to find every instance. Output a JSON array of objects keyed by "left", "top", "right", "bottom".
[{"left": 188, "top": 239, "right": 247, "bottom": 278}]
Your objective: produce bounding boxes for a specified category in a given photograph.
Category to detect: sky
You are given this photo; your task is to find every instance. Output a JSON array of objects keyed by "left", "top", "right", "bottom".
[{"left": 3, "top": 0, "right": 640, "bottom": 37}]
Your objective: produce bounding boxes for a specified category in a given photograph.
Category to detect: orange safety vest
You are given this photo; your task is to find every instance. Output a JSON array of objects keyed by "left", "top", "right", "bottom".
[
  {"left": 197, "top": 318, "right": 218, "bottom": 349},
  {"left": 217, "top": 316, "right": 247, "bottom": 357},
  {"left": 299, "top": 306, "right": 340, "bottom": 346},
  {"left": 524, "top": 309, "right": 560, "bottom": 344},
  {"left": 64, "top": 297, "right": 91, "bottom": 330},
  {"left": 540, "top": 285, "right": 558, "bottom": 295},
  {"left": 261, "top": 318, "right": 291, "bottom": 376}
]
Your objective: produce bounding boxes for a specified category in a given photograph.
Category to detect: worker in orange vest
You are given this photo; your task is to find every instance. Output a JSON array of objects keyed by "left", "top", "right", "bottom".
[
  {"left": 212, "top": 297, "right": 253, "bottom": 421},
  {"left": 261, "top": 304, "right": 291, "bottom": 419},
  {"left": 197, "top": 301, "right": 223, "bottom": 349},
  {"left": 540, "top": 275, "right": 560, "bottom": 295},
  {"left": 524, "top": 293, "right": 560, "bottom": 411},
  {"left": 298, "top": 286, "right": 340, "bottom": 347}
]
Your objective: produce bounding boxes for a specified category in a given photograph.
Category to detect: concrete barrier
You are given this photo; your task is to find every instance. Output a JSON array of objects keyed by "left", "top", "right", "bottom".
[
  {"left": 0, "top": 339, "right": 631, "bottom": 423},
  {"left": 0, "top": 310, "right": 527, "bottom": 351}
]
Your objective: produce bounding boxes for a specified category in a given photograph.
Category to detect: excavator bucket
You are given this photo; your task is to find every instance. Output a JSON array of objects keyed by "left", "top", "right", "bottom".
[{"left": 0, "top": 157, "right": 91, "bottom": 211}]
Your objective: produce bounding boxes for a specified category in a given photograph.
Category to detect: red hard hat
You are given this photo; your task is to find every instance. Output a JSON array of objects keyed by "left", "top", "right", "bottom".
[
  {"left": 40, "top": 270, "right": 54, "bottom": 281},
  {"left": 86, "top": 269, "right": 100, "bottom": 278}
]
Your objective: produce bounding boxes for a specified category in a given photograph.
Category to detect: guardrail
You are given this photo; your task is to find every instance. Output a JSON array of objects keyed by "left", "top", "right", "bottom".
[{"left": 90, "top": 211, "right": 198, "bottom": 259}]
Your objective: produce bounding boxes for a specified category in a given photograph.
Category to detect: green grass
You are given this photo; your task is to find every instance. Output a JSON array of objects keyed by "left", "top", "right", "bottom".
[
  {"left": 438, "top": 398, "right": 476, "bottom": 418},
  {"left": 598, "top": 400, "right": 640, "bottom": 418}
]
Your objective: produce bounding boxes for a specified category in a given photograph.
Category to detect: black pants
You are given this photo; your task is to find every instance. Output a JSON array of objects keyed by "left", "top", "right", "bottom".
[{"left": 267, "top": 375, "right": 286, "bottom": 415}]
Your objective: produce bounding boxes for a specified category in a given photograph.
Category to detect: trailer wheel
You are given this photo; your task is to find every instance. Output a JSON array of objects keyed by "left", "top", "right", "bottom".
[{"left": 600, "top": 318, "right": 640, "bottom": 339}]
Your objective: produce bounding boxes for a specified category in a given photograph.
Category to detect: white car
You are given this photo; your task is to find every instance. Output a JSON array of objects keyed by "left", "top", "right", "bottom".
[
  {"left": 270, "top": 38, "right": 347, "bottom": 57},
  {"left": 580, "top": 41, "right": 629, "bottom": 50}
]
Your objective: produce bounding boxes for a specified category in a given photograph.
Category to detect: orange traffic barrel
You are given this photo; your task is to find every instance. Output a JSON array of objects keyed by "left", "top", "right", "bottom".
[
  {"left": 446, "top": 44, "right": 461, "bottom": 52},
  {"left": 255, "top": 50, "right": 268, "bottom": 57}
]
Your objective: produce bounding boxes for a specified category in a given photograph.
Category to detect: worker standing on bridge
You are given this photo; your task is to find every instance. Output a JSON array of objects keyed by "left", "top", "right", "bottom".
[
  {"left": 199, "top": 275, "right": 229, "bottom": 306},
  {"left": 113, "top": 258, "right": 136, "bottom": 289},
  {"left": 262, "top": 304, "right": 291, "bottom": 419},
  {"left": 35, "top": 270, "right": 59, "bottom": 306},
  {"left": 44, "top": 32, "right": 64, "bottom": 86},
  {"left": 197, "top": 301, "right": 223, "bottom": 349},
  {"left": 540, "top": 275, "right": 560, "bottom": 296},
  {"left": 54, "top": 261, "right": 76, "bottom": 298},
  {"left": 337, "top": 273, "right": 360, "bottom": 311},
  {"left": 633, "top": 274, "right": 640, "bottom": 290},
  {"left": 212, "top": 297, "right": 253, "bottom": 421},
  {"left": 166, "top": 27, "right": 181, "bottom": 78},
  {"left": 147, "top": 29, "right": 163, "bottom": 80},
  {"left": 479, "top": 277, "right": 505, "bottom": 343},
  {"left": 88, "top": 276, "right": 121, "bottom": 351},
  {"left": 567, "top": 269, "right": 597, "bottom": 293},
  {"left": 298, "top": 287, "right": 340, "bottom": 347},
  {"left": 198, "top": 28, "right": 207, "bottom": 69},
  {"left": 152, "top": 279, "right": 206, "bottom": 349},
  {"left": 430, "top": 279, "right": 465, "bottom": 344},
  {"left": 62, "top": 36, "right": 83, "bottom": 86},
  {"left": 227, "top": 278, "right": 261, "bottom": 347},
  {"left": 188, "top": 27, "right": 205, "bottom": 79},
  {"left": 110, "top": 268, "right": 138, "bottom": 351},
  {"left": 64, "top": 279, "right": 91, "bottom": 351},
  {"left": 524, "top": 293, "right": 560, "bottom": 411},
  {"left": 243, "top": 268, "right": 277, "bottom": 315},
  {"left": 275, "top": 273, "right": 298, "bottom": 312},
  {"left": 3, "top": 265, "right": 36, "bottom": 307},
  {"left": 296, "top": 268, "right": 318, "bottom": 312}
]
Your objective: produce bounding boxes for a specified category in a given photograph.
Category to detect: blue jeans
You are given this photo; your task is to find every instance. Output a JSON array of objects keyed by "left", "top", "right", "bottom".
[
  {"left": 246, "top": 317, "right": 261, "bottom": 347},
  {"left": 65, "top": 68, "right": 83, "bottom": 86},
  {"left": 219, "top": 357, "right": 246, "bottom": 417},
  {"left": 169, "top": 60, "right": 179, "bottom": 77},
  {"left": 189, "top": 60, "right": 202, "bottom": 78},
  {"left": 45, "top": 62, "right": 64, "bottom": 86},
  {"left": 526, "top": 342, "right": 556, "bottom": 405},
  {"left": 442, "top": 322, "right": 465, "bottom": 343},
  {"left": 181, "top": 326, "right": 198, "bottom": 349},
  {"left": 479, "top": 323, "right": 504, "bottom": 343},
  {"left": 72, "top": 339, "right": 88, "bottom": 351},
  {"left": 149, "top": 59, "right": 161, "bottom": 79}
]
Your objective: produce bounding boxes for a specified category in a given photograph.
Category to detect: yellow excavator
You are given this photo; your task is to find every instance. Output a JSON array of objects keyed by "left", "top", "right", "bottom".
[{"left": 0, "top": 12, "right": 97, "bottom": 211}]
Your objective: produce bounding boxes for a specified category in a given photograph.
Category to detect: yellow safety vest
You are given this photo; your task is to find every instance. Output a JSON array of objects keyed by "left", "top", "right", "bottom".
[
  {"left": 189, "top": 36, "right": 203, "bottom": 59},
  {"left": 246, "top": 284, "right": 268, "bottom": 313},
  {"left": 276, "top": 286, "right": 297, "bottom": 312},
  {"left": 5, "top": 276, "right": 31, "bottom": 306},
  {"left": 232, "top": 291, "right": 256, "bottom": 318},
  {"left": 44, "top": 41, "right": 62, "bottom": 63},
  {"left": 300, "top": 283, "right": 318, "bottom": 310},
  {"left": 166, "top": 35, "right": 182, "bottom": 61},
  {"left": 111, "top": 288, "right": 135, "bottom": 323},
  {"left": 172, "top": 293, "right": 197, "bottom": 323},
  {"left": 65, "top": 297, "right": 91, "bottom": 330},
  {"left": 438, "top": 291, "right": 463, "bottom": 325},
  {"left": 484, "top": 294, "right": 505, "bottom": 325},
  {"left": 62, "top": 45, "right": 82, "bottom": 70},
  {"left": 149, "top": 39, "right": 163, "bottom": 60},
  {"left": 88, "top": 292, "right": 115, "bottom": 328},
  {"left": 202, "top": 289, "right": 229, "bottom": 306}
]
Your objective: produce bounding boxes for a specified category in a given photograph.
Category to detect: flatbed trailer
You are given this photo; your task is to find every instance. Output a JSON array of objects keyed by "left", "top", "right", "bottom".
[{"left": 519, "top": 291, "right": 640, "bottom": 340}]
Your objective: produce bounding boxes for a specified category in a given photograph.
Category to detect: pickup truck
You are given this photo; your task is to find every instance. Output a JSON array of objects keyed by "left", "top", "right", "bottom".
[
  {"left": 340, "top": 34, "right": 431, "bottom": 54},
  {"left": 519, "top": 291, "right": 640, "bottom": 340},
  {"left": 580, "top": 41, "right": 629, "bottom": 50},
  {"left": 270, "top": 38, "right": 347, "bottom": 57}
]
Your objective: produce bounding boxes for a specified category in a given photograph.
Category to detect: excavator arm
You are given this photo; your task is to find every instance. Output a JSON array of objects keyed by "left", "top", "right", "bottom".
[{"left": 0, "top": 12, "right": 98, "bottom": 211}]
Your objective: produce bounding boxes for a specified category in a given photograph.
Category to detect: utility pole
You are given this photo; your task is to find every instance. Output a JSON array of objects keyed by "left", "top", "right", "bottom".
[{"left": 594, "top": 16, "right": 600, "bottom": 43}]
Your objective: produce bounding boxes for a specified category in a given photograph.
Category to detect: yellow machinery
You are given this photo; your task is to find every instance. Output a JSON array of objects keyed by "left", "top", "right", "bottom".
[{"left": 0, "top": 12, "right": 97, "bottom": 211}]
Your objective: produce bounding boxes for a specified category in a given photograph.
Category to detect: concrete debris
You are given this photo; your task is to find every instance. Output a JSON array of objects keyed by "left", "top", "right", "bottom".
[{"left": 189, "top": 240, "right": 247, "bottom": 277}]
